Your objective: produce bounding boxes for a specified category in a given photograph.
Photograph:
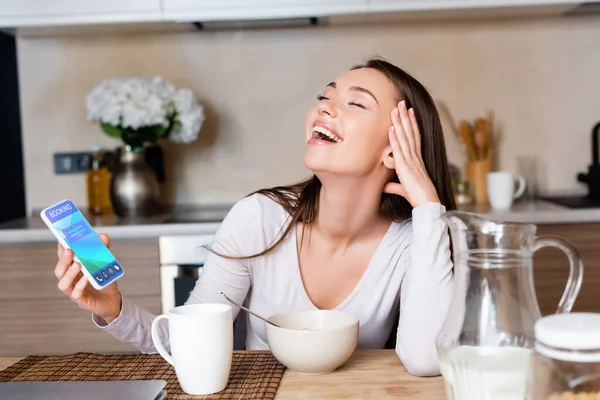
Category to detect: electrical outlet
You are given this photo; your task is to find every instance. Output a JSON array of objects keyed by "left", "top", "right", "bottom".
[{"left": 54, "top": 152, "right": 90, "bottom": 174}]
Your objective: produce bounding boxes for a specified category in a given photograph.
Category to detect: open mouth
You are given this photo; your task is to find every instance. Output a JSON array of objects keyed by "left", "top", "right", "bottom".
[{"left": 311, "top": 126, "right": 342, "bottom": 143}]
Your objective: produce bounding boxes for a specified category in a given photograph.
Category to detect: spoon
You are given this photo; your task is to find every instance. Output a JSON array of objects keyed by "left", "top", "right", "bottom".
[
  {"left": 474, "top": 129, "right": 488, "bottom": 160},
  {"left": 220, "top": 292, "right": 281, "bottom": 328},
  {"left": 568, "top": 372, "right": 600, "bottom": 389}
]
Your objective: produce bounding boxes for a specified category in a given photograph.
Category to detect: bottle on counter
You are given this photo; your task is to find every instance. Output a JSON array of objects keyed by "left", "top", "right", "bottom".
[
  {"left": 86, "top": 146, "right": 112, "bottom": 216},
  {"left": 527, "top": 313, "right": 600, "bottom": 400},
  {"left": 454, "top": 180, "right": 474, "bottom": 206},
  {"left": 448, "top": 163, "right": 460, "bottom": 189}
]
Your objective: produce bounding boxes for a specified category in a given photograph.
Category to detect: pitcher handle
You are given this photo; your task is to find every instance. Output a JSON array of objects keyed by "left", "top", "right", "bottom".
[{"left": 534, "top": 236, "right": 584, "bottom": 314}]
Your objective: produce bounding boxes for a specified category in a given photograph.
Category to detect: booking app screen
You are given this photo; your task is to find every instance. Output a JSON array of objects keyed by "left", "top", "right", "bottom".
[{"left": 45, "top": 200, "right": 121, "bottom": 284}]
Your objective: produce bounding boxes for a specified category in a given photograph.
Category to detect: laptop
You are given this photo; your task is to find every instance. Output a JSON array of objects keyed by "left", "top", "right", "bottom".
[{"left": 0, "top": 380, "right": 167, "bottom": 400}]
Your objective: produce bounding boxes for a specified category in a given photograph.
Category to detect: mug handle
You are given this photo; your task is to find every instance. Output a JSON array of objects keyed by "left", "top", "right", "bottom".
[
  {"left": 534, "top": 236, "right": 584, "bottom": 314},
  {"left": 151, "top": 315, "right": 174, "bottom": 366},
  {"left": 513, "top": 175, "right": 527, "bottom": 199}
]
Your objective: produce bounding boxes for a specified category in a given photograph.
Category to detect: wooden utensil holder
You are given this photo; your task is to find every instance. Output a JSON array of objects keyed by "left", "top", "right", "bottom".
[{"left": 466, "top": 158, "right": 492, "bottom": 204}]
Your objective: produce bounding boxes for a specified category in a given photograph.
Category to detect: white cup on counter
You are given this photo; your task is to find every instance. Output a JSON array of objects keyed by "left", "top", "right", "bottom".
[
  {"left": 487, "top": 172, "right": 527, "bottom": 210},
  {"left": 151, "top": 303, "right": 233, "bottom": 395}
]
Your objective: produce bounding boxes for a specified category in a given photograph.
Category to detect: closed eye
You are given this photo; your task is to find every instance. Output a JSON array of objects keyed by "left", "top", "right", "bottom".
[{"left": 318, "top": 94, "right": 365, "bottom": 109}]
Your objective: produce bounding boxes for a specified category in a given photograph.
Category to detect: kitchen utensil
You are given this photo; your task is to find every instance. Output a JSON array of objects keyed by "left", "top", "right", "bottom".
[
  {"left": 475, "top": 117, "right": 488, "bottom": 135},
  {"left": 486, "top": 110, "right": 494, "bottom": 143},
  {"left": 265, "top": 309, "right": 359, "bottom": 375},
  {"left": 487, "top": 171, "right": 526, "bottom": 210},
  {"left": 151, "top": 304, "right": 233, "bottom": 395},
  {"left": 437, "top": 211, "right": 583, "bottom": 400},
  {"left": 436, "top": 100, "right": 460, "bottom": 138},
  {"left": 459, "top": 120, "right": 477, "bottom": 161},
  {"left": 474, "top": 130, "right": 487, "bottom": 160},
  {"left": 475, "top": 117, "right": 492, "bottom": 159},
  {"left": 474, "top": 113, "right": 495, "bottom": 159},
  {"left": 220, "top": 292, "right": 280, "bottom": 328},
  {"left": 475, "top": 117, "right": 486, "bottom": 133}
]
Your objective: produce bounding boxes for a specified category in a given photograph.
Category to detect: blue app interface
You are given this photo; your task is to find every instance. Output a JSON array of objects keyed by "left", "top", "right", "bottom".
[{"left": 45, "top": 200, "right": 122, "bottom": 286}]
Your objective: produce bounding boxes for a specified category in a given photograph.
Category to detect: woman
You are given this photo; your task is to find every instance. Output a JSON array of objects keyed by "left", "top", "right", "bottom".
[{"left": 54, "top": 58, "right": 455, "bottom": 376}]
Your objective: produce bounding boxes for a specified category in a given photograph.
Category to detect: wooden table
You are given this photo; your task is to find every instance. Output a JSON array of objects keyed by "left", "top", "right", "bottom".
[{"left": 0, "top": 350, "right": 446, "bottom": 399}]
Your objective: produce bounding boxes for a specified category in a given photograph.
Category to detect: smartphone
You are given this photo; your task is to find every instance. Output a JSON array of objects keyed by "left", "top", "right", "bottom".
[{"left": 41, "top": 199, "right": 124, "bottom": 290}]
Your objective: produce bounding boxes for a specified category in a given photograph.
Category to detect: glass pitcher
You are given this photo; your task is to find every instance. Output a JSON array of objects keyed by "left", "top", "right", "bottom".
[{"left": 437, "top": 211, "right": 583, "bottom": 400}]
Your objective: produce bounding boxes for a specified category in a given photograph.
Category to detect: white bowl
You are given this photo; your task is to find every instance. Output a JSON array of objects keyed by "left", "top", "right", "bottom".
[{"left": 265, "top": 309, "right": 359, "bottom": 375}]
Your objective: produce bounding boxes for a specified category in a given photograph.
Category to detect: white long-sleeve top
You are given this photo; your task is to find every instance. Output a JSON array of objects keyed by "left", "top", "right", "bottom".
[{"left": 93, "top": 193, "right": 454, "bottom": 376}]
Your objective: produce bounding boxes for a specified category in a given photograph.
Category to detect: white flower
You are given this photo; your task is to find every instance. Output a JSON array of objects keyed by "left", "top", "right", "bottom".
[
  {"left": 168, "top": 88, "right": 205, "bottom": 144},
  {"left": 86, "top": 76, "right": 204, "bottom": 144}
]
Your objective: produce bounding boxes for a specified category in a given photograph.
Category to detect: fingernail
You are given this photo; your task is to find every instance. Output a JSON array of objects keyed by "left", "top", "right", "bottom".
[
  {"left": 400, "top": 100, "right": 406, "bottom": 108},
  {"left": 394, "top": 108, "right": 399, "bottom": 116},
  {"left": 71, "top": 263, "right": 78, "bottom": 270},
  {"left": 64, "top": 249, "right": 69, "bottom": 255},
  {"left": 390, "top": 126, "right": 395, "bottom": 133},
  {"left": 409, "top": 108, "right": 415, "bottom": 115}
]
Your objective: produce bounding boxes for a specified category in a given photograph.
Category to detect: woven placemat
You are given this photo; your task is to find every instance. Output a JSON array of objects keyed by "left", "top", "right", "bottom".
[{"left": 0, "top": 351, "right": 285, "bottom": 399}]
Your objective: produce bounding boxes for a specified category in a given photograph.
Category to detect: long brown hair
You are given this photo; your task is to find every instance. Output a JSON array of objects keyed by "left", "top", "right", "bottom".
[{"left": 211, "top": 57, "right": 456, "bottom": 259}]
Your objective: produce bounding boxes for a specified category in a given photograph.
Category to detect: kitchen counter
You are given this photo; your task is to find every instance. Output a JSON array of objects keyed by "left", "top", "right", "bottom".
[
  {"left": 458, "top": 199, "right": 600, "bottom": 224},
  {"left": 1, "top": 199, "right": 599, "bottom": 244},
  {"left": 0, "top": 350, "right": 445, "bottom": 399},
  {"left": 0, "top": 204, "right": 234, "bottom": 243}
]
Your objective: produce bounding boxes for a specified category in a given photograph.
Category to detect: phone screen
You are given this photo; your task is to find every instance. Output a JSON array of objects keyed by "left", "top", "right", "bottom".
[{"left": 45, "top": 200, "right": 122, "bottom": 286}]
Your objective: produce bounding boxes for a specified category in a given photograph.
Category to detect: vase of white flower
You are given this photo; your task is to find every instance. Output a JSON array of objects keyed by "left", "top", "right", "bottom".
[
  {"left": 86, "top": 76, "right": 204, "bottom": 219},
  {"left": 110, "top": 146, "right": 161, "bottom": 218}
]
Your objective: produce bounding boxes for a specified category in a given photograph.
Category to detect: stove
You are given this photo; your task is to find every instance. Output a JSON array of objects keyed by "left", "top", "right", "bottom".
[
  {"left": 541, "top": 195, "right": 600, "bottom": 209},
  {"left": 159, "top": 203, "right": 233, "bottom": 223}
]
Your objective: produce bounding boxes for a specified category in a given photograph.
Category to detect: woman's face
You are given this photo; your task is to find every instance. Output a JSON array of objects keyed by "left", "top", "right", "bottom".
[{"left": 304, "top": 67, "right": 399, "bottom": 178}]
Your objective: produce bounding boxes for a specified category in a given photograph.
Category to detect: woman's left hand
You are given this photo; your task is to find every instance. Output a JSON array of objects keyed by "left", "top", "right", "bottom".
[{"left": 383, "top": 100, "right": 441, "bottom": 207}]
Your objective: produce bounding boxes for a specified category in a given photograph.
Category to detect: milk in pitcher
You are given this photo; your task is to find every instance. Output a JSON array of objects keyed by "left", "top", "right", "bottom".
[{"left": 439, "top": 345, "right": 532, "bottom": 400}]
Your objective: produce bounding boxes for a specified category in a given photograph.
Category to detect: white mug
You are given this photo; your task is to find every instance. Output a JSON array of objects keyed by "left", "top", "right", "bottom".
[
  {"left": 487, "top": 172, "right": 527, "bottom": 210},
  {"left": 151, "top": 304, "right": 233, "bottom": 395}
]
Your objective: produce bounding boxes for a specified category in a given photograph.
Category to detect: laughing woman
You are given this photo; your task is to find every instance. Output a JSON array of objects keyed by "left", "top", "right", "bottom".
[{"left": 53, "top": 58, "right": 455, "bottom": 376}]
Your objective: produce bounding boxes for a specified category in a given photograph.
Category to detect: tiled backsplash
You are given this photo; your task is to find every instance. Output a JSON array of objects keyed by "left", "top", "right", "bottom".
[{"left": 17, "top": 14, "right": 600, "bottom": 212}]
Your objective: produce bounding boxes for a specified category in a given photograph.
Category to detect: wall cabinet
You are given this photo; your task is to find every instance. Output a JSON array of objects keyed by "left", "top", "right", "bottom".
[
  {"left": 0, "top": 0, "right": 585, "bottom": 30},
  {"left": 161, "top": 0, "right": 582, "bottom": 22},
  {"left": 162, "top": 0, "right": 368, "bottom": 22},
  {"left": 0, "top": 240, "right": 161, "bottom": 357},
  {"left": 0, "top": 0, "right": 162, "bottom": 28},
  {"left": 368, "top": 0, "right": 581, "bottom": 9}
]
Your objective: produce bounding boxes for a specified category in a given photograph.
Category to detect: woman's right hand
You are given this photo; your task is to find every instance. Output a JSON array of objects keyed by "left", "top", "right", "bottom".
[{"left": 55, "top": 233, "right": 122, "bottom": 323}]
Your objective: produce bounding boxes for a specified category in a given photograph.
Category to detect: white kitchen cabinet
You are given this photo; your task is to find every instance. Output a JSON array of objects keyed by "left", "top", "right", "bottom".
[
  {"left": 367, "top": 0, "right": 582, "bottom": 12},
  {"left": 357, "top": 0, "right": 584, "bottom": 22},
  {"left": 0, "top": 0, "right": 162, "bottom": 28},
  {"left": 0, "top": 0, "right": 588, "bottom": 32},
  {"left": 162, "top": 0, "right": 369, "bottom": 22}
]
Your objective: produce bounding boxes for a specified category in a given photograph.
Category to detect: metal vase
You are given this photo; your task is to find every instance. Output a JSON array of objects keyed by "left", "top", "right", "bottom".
[{"left": 110, "top": 146, "right": 161, "bottom": 219}]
